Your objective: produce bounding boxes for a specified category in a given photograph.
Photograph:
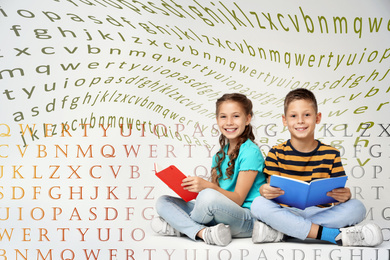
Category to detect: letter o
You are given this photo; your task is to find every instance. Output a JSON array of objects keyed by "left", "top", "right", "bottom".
[
  {"left": 131, "top": 228, "right": 145, "bottom": 241},
  {"left": 350, "top": 165, "right": 365, "bottom": 179},
  {"left": 31, "top": 207, "right": 45, "bottom": 220}
]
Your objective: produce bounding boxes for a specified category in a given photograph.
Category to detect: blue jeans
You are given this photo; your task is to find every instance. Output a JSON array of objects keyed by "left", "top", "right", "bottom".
[
  {"left": 250, "top": 196, "right": 366, "bottom": 240},
  {"left": 155, "top": 188, "right": 255, "bottom": 240}
]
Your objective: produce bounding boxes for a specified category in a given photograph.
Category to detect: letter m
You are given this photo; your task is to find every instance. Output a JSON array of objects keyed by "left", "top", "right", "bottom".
[
  {"left": 129, "top": 50, "right": 146, "bottom": 57},
  {"left": 333, "top": 17, "right": 348, "bottom": 34},
  {"left": 77, "top": 145, "right": 93, "bottom": 158},
  {"left": 0, "top": 68, "right": 24, "bottom": 79},
  {"left": 153, "top": 104, "right": 163, "bottom": 113},
  {"left": 107, "top": 116, "right": 116, "bottom": 127},
  {"left": 215, "top": 56, "right": 226, "bottom": 65},
  {"left": 0, "top": 229, "right": 13, "bottom": 241},
  {"left": 269, "top": 50, "right": 280, "bottom": 62},
  {"left": 37, "top": 250, "right": 53, "bottom": 260}
]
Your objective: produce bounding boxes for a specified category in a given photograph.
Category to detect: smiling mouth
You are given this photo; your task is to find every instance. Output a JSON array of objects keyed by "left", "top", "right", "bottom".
[
  {"left": 295, "top": 127, "right": 307, "bottom": 131},
  {"left": 225, "top": 128, "right": 237, "bottom": 133}
]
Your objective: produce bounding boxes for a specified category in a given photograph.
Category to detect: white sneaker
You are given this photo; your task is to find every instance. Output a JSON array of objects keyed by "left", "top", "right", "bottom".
[
  {"left": 337, "top": 223, "right": 383, "bottom": 247},
  {"left": 203, "top": 223, "right": 232, "bottom": 246},
  {"left": 151, "top": 216, "right": 180, "bottom": 236},
  {"left": 252, "top": 220, "right": 284, "bottom": 243}
]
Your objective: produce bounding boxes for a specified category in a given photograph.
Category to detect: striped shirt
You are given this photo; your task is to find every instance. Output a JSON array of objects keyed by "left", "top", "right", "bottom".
[{"left": 265, "top": 140, "right": 346, "bottom": 207}]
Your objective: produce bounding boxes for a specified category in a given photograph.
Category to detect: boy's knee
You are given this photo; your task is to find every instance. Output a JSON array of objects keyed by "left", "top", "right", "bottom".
[
  {"left": 349, "top": 199, "right": 367, "bottom": 218},
  {"left": 250, "top": 196, "right": 268, "bottom": 217}
]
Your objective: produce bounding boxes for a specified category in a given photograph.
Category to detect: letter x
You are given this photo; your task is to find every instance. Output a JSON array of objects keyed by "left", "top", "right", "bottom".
[
  {"left": 14, "top": 47, "right": 31, "bottom": 56},
  {"left": 68, "top": 165, "right": 82, "bottom": 179},
  {"left": 379, "top": 124, "right": 390, "bottom": 137}
]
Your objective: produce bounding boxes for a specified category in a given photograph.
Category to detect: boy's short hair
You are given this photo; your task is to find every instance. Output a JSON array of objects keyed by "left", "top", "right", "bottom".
[{"left": 284, "top": 88, "right": 318, "bottom": 114}]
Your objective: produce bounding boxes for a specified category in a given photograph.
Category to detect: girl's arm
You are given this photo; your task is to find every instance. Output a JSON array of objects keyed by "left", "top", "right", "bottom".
[{"left": 182, "top": 169, "right": 258, "bottom": 206}]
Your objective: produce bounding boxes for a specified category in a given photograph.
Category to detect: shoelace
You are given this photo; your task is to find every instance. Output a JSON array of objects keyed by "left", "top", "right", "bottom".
[
  {"left": 266, "top": 230, "right": 278, "bottom": 241},
  {"left": 161, "top": 220, "right": 180, "bottom": 237},
  {"left": 161, "top": 220, "right": 171, "bottom": 234},
  {"left": 203, "top": 228, "right": 213, "bottom": 245},
  {"left": 346, "top": 226, "right": 365, "bottom": 245}
]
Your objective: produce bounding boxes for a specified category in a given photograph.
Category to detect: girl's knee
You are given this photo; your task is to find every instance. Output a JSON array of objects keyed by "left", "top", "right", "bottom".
[
  {"left": 197, "top": 188, "right": 220, "bottom": 202},
  {"left": 155, "top": 195, "right": 171, "bottom": 214}
]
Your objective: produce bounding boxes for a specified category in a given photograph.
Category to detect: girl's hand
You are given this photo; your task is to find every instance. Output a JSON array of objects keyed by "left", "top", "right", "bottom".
[
  {"left": 327, "top": 187, "right": 351, "bottom": 203},
  {"left": 260, "top": 183, "right": 284, "bottom": 200},
  {"left": 182, "top": 176, "right": 212, "bottom": 193}
]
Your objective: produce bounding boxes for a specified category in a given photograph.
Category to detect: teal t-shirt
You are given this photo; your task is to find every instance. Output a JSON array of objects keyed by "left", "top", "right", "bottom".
[{"left": 211, "top": 139, "right": 266, "bottom": 209}]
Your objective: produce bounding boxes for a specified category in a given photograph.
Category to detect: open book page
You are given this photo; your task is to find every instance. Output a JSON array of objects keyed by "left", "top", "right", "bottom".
[{"left": 270, "top": 175, "right": 347, "bottom": 209}]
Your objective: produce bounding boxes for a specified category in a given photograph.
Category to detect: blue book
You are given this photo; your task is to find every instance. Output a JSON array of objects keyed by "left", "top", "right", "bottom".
[{"left": 270, "top": 175, "right": 348, "bottom": 210}]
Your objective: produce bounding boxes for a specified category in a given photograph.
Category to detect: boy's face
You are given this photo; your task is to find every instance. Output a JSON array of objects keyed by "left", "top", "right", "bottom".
[{"left": 282, "top": 99, "right": 321, "bottom": 142}]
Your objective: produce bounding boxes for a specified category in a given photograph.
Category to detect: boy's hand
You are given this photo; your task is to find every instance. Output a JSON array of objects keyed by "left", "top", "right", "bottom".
[
  {"left": 182, "top": 176, "right": 211, "bottom": 193},
  {"left": 260, "top": 183, "right": 284, "bottom": 199},
  {"left": 327, "top": 187, "right": 351, "bottom": 203}
]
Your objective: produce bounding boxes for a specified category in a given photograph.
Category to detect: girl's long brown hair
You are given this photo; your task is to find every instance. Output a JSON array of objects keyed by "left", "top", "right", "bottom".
[{"left": 211, "top": 93, "right": 255, "bottom": 185}]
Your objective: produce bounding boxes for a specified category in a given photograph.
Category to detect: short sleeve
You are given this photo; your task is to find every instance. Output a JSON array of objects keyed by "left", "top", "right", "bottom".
[
  {"left": 330, "top": 149, "right": 346, "bottom": 177},
  {"left": 263, "top": 147, "right": 279, "bottom": 177},
  {"left": 237, "top": 142, "right": 264, "bottom": 173}
]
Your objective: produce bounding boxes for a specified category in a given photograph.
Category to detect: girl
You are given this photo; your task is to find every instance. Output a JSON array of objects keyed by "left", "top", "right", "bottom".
[{"left": 151, "top": 93, "right": 266, "bottom": 246}]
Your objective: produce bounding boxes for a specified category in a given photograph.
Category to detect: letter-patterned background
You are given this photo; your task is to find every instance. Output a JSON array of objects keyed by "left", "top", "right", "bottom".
[{"left": 0, "top": 0, "right": 389, "bottom": 259}]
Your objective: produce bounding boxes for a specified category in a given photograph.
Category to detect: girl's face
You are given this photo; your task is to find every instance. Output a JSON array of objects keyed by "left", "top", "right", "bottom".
[{"left": 216, "top": 101, "right": 251, "bottom": 146}]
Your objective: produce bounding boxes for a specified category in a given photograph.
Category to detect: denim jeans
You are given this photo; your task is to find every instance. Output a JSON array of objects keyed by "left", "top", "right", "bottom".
[
  {"left": 250, "top": 196, "right": 366, "bottom": 240},
  {"left": 155, "top": 188, "right": 255, "bottom": 240}
]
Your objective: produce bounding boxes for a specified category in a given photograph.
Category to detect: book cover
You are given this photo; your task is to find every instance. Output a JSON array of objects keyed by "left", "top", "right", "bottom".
[
  {"left": 270, "top": 175, "right": 348, "bottom": 209},
  {"left": 155, "top": 163, "right": 198, "bottom": 202}
]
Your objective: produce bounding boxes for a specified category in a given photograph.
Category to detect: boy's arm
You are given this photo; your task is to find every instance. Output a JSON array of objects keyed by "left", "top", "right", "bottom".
[
  {"left": 327, "top": 187, "right": 351, "bottom": 203},
  {"left": 260, "top": 148, "right": 284, "bottom": 199},
  {"left": 259, "top": 176, "right": 284, "bottom": 199},
  {"left": 326, "top": 149, "right": 351, "bottom": 203}
]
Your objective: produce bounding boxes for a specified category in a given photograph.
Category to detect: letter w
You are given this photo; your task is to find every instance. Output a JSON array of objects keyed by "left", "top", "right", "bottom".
[
  {"left": 84, "top": 249, "right": 100, "bottom": 260},
  {"left": 60, "top": 63, "right": 81, "bottom": 71},
  {"left": 124, "top": 145, "right": 140, "bottom": 157},
  {"left": 295, "top": 53, "right": 305, "bottom": 66},
  {"left": 368, "top": 17, "right": 382, "bottom": 32},
  {"left": 0, "top": 229, "right": 13, "bottom": 241},
  {"left": 328, "top": 109, "right": 348, "bottom": 117},
  {"left": 167, "top": 56, "right": 180, "bottom": 63}
]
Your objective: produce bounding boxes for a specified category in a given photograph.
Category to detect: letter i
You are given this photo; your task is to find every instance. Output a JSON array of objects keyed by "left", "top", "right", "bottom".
[
  {"left": 140, "top": 123, "right": 145, "bottom": 137},
  {"left": 358, "top": 48, "right": 367, "bottom": 64},
  {"left": 63, "top": 78, "right": 69, "bottom": 88},
  {"left": 119, "top": 228, "right": 124, "bottom": 241},
  {"left": 18, "top": 207, "right": 23, "bottom": 220}
]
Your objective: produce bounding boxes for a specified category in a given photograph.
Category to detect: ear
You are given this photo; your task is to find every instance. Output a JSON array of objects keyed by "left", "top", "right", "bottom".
[
  {"left": 316, "top": 112, "right": 322, "bottom": 124},
  {"left": 246, "top": 114, "right": 252, "bottom": 125},
  {"left": 282, "top": 114, "right": 287, "bottom": 126}
]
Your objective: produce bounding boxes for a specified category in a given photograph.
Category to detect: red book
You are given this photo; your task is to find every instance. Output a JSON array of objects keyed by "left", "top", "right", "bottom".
[{"left": 155, "top": 163, "right": 198, "bottom": 202}]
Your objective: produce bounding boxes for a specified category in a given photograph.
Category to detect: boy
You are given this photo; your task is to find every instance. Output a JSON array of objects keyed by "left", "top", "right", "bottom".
[{"left": 250, "top": 88, "right": 383, "bottom": 247}]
